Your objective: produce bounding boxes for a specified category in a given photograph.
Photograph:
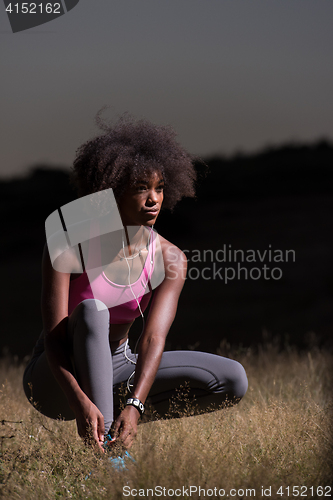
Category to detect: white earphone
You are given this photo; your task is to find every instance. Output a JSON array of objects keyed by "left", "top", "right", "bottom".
[{"left": 122, "top": 225, "right": 154, "bottom": 391}]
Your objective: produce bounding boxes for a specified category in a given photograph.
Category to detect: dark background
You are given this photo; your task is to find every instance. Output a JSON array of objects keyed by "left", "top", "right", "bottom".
[{"left": 1, "top": 140, "right": 332, "bottom": 359}]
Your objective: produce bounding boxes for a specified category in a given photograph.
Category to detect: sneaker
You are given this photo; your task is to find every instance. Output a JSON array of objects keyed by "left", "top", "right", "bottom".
[{"left": 103, "top": 434, "right": 136, "bottom": 471}]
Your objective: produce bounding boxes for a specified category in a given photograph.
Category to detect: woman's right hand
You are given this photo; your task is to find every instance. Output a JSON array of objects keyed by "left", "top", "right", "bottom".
[
  {"left": 41, "top": 246, "right": 105, "bottom": 451},
  {"left": 72, "top": 395, "right": 105, "bottom": 451}
]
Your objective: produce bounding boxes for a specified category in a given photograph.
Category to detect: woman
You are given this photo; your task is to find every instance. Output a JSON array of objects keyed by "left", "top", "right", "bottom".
[{"left": 23, "top": 115, "right": 248, "bottom": 453}]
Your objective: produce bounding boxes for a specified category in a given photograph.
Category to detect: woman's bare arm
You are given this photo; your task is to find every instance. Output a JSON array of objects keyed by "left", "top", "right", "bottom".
[
  {"left": 131, "top": 244, "right": 187, "bottom": 402},
  {"left": 113, "top": 242, "right": 187, "bottom": 447},
  {"left": 41, "top": 244, "right": 105, "bottom": 449}
]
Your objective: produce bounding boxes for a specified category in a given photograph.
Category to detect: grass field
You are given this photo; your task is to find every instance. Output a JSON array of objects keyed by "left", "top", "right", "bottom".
[{"left": 0, "top": 342, "right": 332, "bottom": 499}]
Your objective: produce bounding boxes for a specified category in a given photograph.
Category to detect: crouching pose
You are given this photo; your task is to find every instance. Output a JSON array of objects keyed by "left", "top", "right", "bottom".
[{"left": 23, "top": 115, "right": 248, "bottom": 451}]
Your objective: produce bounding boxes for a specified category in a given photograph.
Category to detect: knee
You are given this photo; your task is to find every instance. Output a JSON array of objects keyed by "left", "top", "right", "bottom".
[
  {"left": 74, "top": 299, "right": 109, "bottom": 331},
  {"left": 78, "top": 298, "right": 108, "bottom": 313},
  {"left": 227, "top": 360, "right": 248, "bottom": 401}
]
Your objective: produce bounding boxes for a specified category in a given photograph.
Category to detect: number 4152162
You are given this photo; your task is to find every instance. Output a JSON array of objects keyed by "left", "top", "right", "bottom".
[
  {"left": 277, "top": 486, "right": 331, "bottom": 497},
  {"left": 5, "top": 3, "right": 61, "bottom": 14}
]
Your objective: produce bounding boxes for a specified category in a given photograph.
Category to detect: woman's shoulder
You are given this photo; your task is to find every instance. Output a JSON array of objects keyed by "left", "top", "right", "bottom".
[
  {"left": 155, "top": 233, "right": 187, "bottom": 270},
  {"left": 42, "top": 241, "right": 82, "bottom": 275}
]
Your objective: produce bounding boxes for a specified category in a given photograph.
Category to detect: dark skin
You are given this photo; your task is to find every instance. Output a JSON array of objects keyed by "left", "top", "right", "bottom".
[{"left": 42, "top": 170, "right": 187, "bottom": 451}]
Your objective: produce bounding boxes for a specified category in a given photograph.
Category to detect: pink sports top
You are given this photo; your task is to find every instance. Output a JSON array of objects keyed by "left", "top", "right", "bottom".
[{"left": 68, "top": 227, "right": 156, "bottom": 324}]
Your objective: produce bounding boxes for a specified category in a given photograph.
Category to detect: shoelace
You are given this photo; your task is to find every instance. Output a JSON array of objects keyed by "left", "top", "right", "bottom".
[
  {"left": 103, "top": 434, "right": 136, "bottom": 471},
  {"left": 84, "top": 436, "right": 136, "bottom": 480}
]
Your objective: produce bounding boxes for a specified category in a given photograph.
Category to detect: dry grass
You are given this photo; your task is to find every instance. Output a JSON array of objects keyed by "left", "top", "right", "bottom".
[{"left": 0, "top": 344, "right": 332, "bottom": 499}]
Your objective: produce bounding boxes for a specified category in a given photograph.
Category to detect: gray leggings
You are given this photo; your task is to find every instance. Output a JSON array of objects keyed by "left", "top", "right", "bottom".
[{"left": 23, "top": 299, "right": 248, "bottom": 435}]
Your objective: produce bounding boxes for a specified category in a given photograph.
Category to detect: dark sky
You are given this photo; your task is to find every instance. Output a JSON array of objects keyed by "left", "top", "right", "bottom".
[{"left": 1, "top": 0, "right": 333, "bottom": 178}]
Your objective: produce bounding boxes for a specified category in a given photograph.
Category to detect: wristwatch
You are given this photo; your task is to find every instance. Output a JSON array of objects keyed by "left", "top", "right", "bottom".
[{"left": 126, "top": 397, "right": 145, "bottom": 415}]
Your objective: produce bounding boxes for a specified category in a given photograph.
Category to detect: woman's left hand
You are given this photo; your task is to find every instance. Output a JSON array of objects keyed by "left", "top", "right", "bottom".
[{"left": 113, "top": 405, "right": 140, "bottom": 448}]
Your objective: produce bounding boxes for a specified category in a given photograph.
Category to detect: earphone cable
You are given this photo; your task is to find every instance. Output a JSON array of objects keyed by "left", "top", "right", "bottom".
[{"left": 122, "top": 225, "right": 154, "bottom": 391}]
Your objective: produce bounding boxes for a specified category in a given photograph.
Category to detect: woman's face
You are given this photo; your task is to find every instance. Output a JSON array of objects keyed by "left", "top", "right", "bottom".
[{"left": 117, "top": 170, "right": 164, "bottom": 226}]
